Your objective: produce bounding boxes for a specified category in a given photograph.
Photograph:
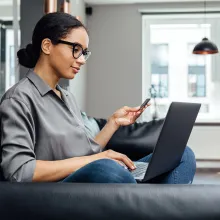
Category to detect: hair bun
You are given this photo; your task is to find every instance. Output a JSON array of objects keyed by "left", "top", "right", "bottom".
[{"left": 17, "top": 43, "right": 37, "bottom": 68}]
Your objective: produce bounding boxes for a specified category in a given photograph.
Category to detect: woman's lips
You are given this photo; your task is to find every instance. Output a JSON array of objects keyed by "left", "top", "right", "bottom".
[{"left": 72, "top": 67, "right": 79, "bottom": 74}]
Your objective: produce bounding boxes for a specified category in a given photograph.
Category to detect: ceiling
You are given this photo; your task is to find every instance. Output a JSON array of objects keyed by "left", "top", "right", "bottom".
[
  {"left": 85, "top": 0, "right": 220, "bottom": 4},
  {"left": 0, "top": 0, "right": 219, "bottom": 6}
]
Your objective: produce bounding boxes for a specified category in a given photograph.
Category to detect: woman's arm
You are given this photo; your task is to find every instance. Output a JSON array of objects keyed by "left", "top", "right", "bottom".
[
  {"left": 33, "top": 148, "right": 136, "bottom": 182},
  {"left": 93, "top": 119, "right": 119, "bottom": 149},
  {"left": 93, "top": 105, "right": 148, "bottom": 149},
  {"left": 33, "top": 156, "right": 94, "bottom": 182}
]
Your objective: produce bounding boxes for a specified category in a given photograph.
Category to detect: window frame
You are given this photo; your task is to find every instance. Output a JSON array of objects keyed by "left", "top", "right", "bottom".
[{"left": 142, "top": 14, "right": 220, "bottom": 122}]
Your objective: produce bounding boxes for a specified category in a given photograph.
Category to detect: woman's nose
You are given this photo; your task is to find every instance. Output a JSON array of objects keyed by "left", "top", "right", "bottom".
[{"left": 77, "top": 55, "right": 86, "bottom": 65}]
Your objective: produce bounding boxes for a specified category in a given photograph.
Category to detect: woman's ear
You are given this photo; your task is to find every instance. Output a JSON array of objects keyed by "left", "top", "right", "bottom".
[{"left": 41, "top": 38, "right": 52, "bottom": 55}]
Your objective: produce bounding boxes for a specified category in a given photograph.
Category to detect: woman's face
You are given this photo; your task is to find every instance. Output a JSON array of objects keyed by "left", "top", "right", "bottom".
[{"left": 49, "top": 27, "right": 89, "bottom": 79}]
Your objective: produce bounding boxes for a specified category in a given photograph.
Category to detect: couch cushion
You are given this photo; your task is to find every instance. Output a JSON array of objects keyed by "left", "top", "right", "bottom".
[
  {"left": 0, "top": 170, "right": 5, "bottom": 181},
  {"left": 0, "top": 183, "right": 220, "bottom": 220},
  {"left": 95, "top": 118, "right": 165, "bottom": 160}
]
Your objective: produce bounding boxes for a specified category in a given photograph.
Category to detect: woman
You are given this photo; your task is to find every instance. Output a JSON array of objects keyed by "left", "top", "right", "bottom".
[{"left": 0, "top": 12, "right": 196, "bottom": 183}]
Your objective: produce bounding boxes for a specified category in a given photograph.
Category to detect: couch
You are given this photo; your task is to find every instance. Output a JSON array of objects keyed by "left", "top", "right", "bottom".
[{"left": 0, "top": 117, "right": 220, "bottom": 220}]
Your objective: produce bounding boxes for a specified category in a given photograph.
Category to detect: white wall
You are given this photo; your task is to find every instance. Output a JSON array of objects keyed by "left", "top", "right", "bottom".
[
  {"left": 86, "top": 4, "right": 143, "bottom": 118},
  {"left": 69, "top": 0, "right": 87, "bottom": 111},
  {"left": 188, "top": 126, "right": 220, "bottom": 160},
  {"left": 0, "top": 5, "right": 19, "bottom": 20},
  {"left": 86, "top": 2, "right": 220, "bottom": 159}
]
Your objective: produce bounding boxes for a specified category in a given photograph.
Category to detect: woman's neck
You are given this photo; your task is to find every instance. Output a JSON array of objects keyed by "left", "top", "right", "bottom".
[{"left": 34, "top": 58, "right": 60, "bottom": 90}]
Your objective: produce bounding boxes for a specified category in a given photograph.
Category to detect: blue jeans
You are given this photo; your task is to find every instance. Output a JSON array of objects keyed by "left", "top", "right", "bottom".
[{"left": 61, "top": 147, "right": 196, "bottom": 184}]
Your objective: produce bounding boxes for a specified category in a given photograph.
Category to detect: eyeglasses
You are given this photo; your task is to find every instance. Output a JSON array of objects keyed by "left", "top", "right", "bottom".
[{"left": 57, "top": 40, "right": 91, "bottom": 61}]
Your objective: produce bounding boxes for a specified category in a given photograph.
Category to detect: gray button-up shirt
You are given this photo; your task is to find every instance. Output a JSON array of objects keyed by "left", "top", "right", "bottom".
[{"left": 0, "top": 70, "right": 101, "bottom": 182}]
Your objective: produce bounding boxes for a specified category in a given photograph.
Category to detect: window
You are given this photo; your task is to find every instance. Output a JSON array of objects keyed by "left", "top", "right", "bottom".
[
  {"left": 143, "top": 15, "right": 220, "bottom": 122},
  {"left": 188, "top": 43, "right": 206, "bottom": 97},
  {"left": 0, "top": 23, "right": 6, "bottom": 98},
  {"left": 151, "top": 44, "right": 169, "bottom": 98}
]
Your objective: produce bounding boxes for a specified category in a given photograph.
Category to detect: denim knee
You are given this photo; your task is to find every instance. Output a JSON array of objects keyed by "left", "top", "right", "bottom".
[
  {"left": 181, "top": 146, "right": 196, "bottom": 173},
  {"left": 90, "top": 159, "right": 136, "bottom": 183},
  {"left": 182, "top": 146, "right": 196, "bottom": 160}
]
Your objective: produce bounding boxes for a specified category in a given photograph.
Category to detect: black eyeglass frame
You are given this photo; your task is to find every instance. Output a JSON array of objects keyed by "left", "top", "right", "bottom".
[{"left": 57, "top": 39, "right": 91, "bottom": 60}]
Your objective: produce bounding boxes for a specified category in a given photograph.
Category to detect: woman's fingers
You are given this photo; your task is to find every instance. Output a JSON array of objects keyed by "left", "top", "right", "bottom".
[
  {"left": 112, "top": 159, "right": 128, "bottom": 169},
  {"left": 123, "top": 106, "right": 140, "bottom": 112},
  {"left": 105, "top": 150, "right": 136, "bottom": 170},
  {"left": 136, "top": 104, "right": 151, "bottom": 114},
  {"left": 117, "top": 153, "right": 136, "bottom": 170},
  {"left": 125, "top": 104, "right": 151, "bottom": 114}
]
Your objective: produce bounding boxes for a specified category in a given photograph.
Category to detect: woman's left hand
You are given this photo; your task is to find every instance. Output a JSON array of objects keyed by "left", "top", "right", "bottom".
[{"left": 108, "top": 104, "right": 150, "bottom": 128}]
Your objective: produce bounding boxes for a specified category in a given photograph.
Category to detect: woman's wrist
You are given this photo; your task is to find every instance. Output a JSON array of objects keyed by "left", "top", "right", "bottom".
[
  {"left": 93, "top": 118, "right": 119, "bottom": 149},
  {"left": 107, "top": 116, "right": 120, "bottom": 131}
]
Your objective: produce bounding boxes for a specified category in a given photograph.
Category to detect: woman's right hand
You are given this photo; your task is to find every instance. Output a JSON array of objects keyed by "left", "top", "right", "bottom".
[{"left": 93, "top": 150, "right": 136, "bottom": 170}]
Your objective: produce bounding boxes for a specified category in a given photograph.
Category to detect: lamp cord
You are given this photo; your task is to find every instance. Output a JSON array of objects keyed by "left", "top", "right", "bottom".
[{"left": 204, "top": 0, "right": 207, "bottom": 37}]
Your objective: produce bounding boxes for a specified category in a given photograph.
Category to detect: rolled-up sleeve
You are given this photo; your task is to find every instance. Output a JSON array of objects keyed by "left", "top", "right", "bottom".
[{"left": 0, "top": 98, "right": 36, "bottom": 182}]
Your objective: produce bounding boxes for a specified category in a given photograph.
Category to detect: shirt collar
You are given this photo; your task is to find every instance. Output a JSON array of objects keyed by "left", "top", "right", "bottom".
[
  {"left": 56, "top": 84, "right": 68, "bottom": 97},
  {"left": 26, "top": 70, "right": 68, "bottom": 97},
  {"left": 26, "top": 70, "right": 52, "bottom": 96}
]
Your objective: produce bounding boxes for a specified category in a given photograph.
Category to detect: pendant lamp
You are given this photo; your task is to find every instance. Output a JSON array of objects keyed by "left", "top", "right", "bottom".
[{"left": 192, "top": 1, "right": 219, "bottom": 55}]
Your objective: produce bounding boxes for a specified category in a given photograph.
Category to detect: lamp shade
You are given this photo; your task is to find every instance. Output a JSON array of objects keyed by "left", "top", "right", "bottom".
[{"left": 193, "top": 37, "right": 219, "bottom": 54}]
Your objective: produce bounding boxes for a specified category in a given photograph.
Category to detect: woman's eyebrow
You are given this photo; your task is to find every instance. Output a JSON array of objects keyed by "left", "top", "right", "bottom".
[{"left": 73, "top": 41, "right": 88, "bottom": 50}]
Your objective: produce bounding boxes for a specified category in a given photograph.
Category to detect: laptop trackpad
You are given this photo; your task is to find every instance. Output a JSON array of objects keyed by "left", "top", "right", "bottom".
[{"left": 131, "top": 162, "right": 149, "bottom": 180}]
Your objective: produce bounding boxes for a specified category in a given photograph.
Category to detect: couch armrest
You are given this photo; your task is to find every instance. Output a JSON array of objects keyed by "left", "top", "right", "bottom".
[
  {"left": 95, "top": 118, "right": 165, "bottom": 160},
  {"left": 0, "top": 183, "right": 220, "bottom": 220}
]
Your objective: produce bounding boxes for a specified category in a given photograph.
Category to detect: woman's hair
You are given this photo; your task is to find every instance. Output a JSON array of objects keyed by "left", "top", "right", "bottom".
[{"left": 17, "top": 12, "right": 87, "bottom": 68}]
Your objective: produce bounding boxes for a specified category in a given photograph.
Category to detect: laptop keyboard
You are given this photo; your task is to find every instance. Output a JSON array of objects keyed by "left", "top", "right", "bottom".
[{"left": 131, "top": 162, "right": 149, "bottom": 180}]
